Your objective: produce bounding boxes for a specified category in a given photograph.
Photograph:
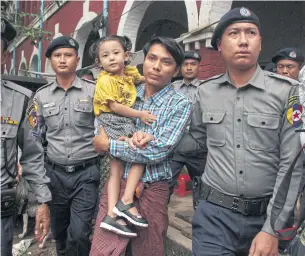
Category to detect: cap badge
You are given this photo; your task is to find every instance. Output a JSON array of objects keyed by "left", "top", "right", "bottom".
[
  {"left": 194, "top": 53, "right": 199, "bottom": 59},
  {"left": 240, "top": 7, "right": 251, "bottom": 17},
  {"left": 69, "top": 38, "right": 76, "bottom": 47},
  {"left": 289, "top": 51, "right": 297, "bottom": 58},
  {"left": 1, "top": 20, "right": 6, "bottom": 34}
]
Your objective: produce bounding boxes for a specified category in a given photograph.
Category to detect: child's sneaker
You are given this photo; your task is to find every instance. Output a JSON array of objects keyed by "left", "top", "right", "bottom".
[
  {"left": 100, "top": 215, "right": 137, "bottom": 237},
  {"left": 113, "top": 200, "right": 148, "bottom": 227}
]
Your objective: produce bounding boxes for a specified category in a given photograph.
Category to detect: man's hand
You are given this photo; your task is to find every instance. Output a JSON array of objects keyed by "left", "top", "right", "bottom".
[
  {"left": 249, "top": 231, "right": 278, "bottom": 256},
  {"left": 35, "top": 204, "right": 50, "bottom": 242},
  {"left": 139, "top": 111, "right": 157, "bottom": 125},
  {"left": 118, "top": 131, "right": 154, "bottom": 150},
  {"left": 93, "top": 127, "right": 110, "bottom": 153}
]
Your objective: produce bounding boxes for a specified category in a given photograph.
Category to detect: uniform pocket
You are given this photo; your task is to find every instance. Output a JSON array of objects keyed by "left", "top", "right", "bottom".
[
  {"left": 42, "top": 106, "right": 59, "bottom": 130},
  {"left": 202, "top": 112, "right": 226, "bottom": 147},
  {"left": 246, "top": 114, "right": 280, "bottom": 152},
  {"left": 74, "top": 102, "right": 93, "bottom": 126}
]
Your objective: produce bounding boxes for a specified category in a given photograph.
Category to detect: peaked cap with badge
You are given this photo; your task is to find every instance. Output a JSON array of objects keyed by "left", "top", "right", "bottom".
[
  {"left": 184, "top": 51, "right": 202, "bottom": 62},
  {"left": 272, "top": 47, "right": 304, "bottom": 66},
  {"left": 45, "top": 36, "right": 79, "bottom": 58},
  {"left": 1, "top": 18, "right": 17, "bottom": 50},
  {"left": 211, "top": 7, "right": 260, "bottom": 50}
]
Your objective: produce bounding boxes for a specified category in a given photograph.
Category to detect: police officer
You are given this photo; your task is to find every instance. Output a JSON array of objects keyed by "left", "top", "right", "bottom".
[
  {"left": 1, "top": 18, "right": 51, "bottom": 256},
  {"left": 170, "top": 51, "right": 207, "bottom": 200},
  {"left": 35, "top": 36, "right": 99, "bottom": 255},
  {"left": 191, "top": 7, "right": 303, "bottom": 256},
  {"left": 272, "top": 47, "right": 304, "bottom": 81}
]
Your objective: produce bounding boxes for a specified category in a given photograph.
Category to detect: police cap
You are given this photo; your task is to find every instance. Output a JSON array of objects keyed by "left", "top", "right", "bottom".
[
  {"left": 184, "top": 51, "right": 201, "bottom": 62},
  {"left": 1, "top": 18, "right": 17, "bottom": 50},
  {"left": 272, "top": 47, "right": 304, "bottom": 66},
  {"left": 45, "top": 36, "right": 79, "bottom": 58},
  {"left": 211, "top": 7, "right": 260, "bottom": 50}
]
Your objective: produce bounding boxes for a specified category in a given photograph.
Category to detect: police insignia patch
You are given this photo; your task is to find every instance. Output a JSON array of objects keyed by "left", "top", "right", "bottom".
[
  {"left": 287, "top": 100, "right": 303, "bottom": 128},
  {"left": 27, "top": 104, "right": 38, "bottom": 129},
  {"left": 240, "top": 7, "right": 251, "bottom": 17},
  {"left": 69, "top": 38, "right": 75, "bottom": 47},
  {"left": 289, "top": 51, "right": 297, "bottom": 58}
]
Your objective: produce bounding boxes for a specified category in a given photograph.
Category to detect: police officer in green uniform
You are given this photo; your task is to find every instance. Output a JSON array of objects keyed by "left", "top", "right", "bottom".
[
  {"left": 35, "top": 36, "right": 99, "bottom": 256},
  {"left": 169, "top": 51, "right": 207, "bottom": 200},
  {"left": 1, "top": 18, "right": 51, "bottom": 256},
  {"left": 191, "top": 7, "right": 303, "bottom": 256}
]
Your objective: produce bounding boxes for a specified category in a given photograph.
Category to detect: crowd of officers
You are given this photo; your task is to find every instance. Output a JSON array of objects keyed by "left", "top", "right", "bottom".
[{"left": 1, "top": 6, "right": 305, "bottom": 256}]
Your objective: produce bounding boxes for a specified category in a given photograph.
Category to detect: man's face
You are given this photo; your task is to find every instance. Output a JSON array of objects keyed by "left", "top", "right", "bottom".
[
  {"left": 181, "top": 59, "right": 200, "bottom": 81},
  {"left": 143, "top": 43, "right": 179, "bottom": 90},
  {"left": 276, "top": 59, "right": 301, "bottom": 80},
  {"left": 217, "top": 23, "right": 262, "bottom": 70},
  {"left": 50, "top": 48, "right": 79, "bottom": 75}
]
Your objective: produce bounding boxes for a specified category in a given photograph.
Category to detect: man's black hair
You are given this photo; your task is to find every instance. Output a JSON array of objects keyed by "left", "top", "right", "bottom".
[
  {"left": 143, "top": 37, "right": 185, "bottom": 67},
  {"left": 76, "top": 69, "right": 94, "bottom": 78}
]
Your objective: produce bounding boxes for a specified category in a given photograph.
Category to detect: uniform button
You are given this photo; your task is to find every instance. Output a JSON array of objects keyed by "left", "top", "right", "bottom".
[
  {"left": 68, "top": 155, "right": 70, "bottom": 158},
  {"left": 65, "top": 108, "right": 67, "bottom": 110},
  {"left": 210, "top": 117, "right": 213, "bottom": 121},
  {"left": 237, "top": 144, "right": 240, "bottom": 148},
  {"left": 49, "top": 111, "right": 51, "bottom": 114},
  {"left": 66, "top": 124, "right": 68, "bottom": 126},
  {"left": 65, "top": 93, "right": 68, "bottom": 96},
  {"left": 2, "top": 131, "right": 6, "bottom": 135},
  {"left": 261, "top": 121, "right": 266, "bottom": 125},
  {"left": 237, "top": 118, "right": 241, "bottom": 122},
  {"left": 239, "top": 170, "right": 243, "bottom": 174}
]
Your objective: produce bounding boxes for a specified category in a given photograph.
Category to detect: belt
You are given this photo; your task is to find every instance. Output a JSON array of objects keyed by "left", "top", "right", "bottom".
[
  {"left": 199, "top": 182, "right": 270, "bottom": 216},
  {"left": 46, "top": 157, "right": 99, "bottom": 173}
]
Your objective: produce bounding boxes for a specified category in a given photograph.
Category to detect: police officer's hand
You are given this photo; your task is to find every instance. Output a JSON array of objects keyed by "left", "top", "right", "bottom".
[
  {"left": 93, "top": 127, "right": 110, "bottom": 153},
  {"left": 35, "top": 203, "right": 50, "bottom": 242},
  {"left": 249, "top": 231, "right": 278, "bottom": 256}
]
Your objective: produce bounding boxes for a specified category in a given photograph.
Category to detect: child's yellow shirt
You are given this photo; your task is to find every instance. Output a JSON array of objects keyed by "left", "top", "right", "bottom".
[{"left": 93, "top": 65, "right": 142, "bottom": 117}]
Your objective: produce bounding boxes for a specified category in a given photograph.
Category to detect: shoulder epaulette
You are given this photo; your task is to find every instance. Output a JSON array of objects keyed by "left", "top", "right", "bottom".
[
  {"left": 81, "top": 78, "right": 96, "bottom": 85},
  {"left": 36, "top": 81, "right": 54, "bottom": 92},
  {"left": 2, "top": 80, "right": 32, "bottom": 98},
  {"left": 199, "top": 73, "right": 225, "bottom": 85},
  {"left": 265, "top": 72, "right": 299, "bottom": 86}
]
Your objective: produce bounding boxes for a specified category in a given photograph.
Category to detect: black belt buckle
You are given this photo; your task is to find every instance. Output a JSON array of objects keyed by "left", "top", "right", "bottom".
[
  {"left": 231, "top": 197, "right": 240, "bottom": 213},
  {"left": 66, "top": 166, "right": 75, "bottom": 173}
]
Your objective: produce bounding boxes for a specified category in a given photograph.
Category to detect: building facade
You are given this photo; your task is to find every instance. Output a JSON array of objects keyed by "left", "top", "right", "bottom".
[{"left": 3, "top": 0, "right": 305, "bottom": 81}]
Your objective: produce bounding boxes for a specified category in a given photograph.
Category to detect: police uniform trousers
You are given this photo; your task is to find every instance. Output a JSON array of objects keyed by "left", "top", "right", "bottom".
[
  {"left": 1, "top": 215, "right": 14, "bottom": 256},
  {"left": 169, "top": 152, "right": 206, "bottom": 198},
  {"left": 45, "top": 161, "right": 100, "bottom": 256},
  {"left": 192, "top": 200, "right": 266, "bottom": 256}
]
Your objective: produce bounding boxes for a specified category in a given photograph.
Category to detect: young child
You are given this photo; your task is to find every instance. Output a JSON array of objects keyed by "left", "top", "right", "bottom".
[{"left": 94, "top": 35, "right": 156, "bottom": 237}]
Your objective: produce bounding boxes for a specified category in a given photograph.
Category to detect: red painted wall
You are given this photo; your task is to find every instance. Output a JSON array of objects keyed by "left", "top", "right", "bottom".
[{"left": 199, "top": 45, "right": 226, "bottom": 79}]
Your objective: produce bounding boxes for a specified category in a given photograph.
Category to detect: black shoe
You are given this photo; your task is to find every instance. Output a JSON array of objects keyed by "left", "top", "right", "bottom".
[
  {"left": 113, "top": 200, "right": 148, "bottom": 227},
  {"left": 100, "top": 215, "right": 137, "bottom": 237}
]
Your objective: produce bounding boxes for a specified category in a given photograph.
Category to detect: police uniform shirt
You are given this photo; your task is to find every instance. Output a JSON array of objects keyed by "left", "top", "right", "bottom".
[
  {"left": 172, "top": 78, "right": 202, "bottom": 105},
  {"left": 190, "top": 65, "right": 303, "bottom": 234},
  {"left": 1, "top": 80, "right": 51, "bottom": 203},
  {"left": 34, "top": 76, "right": 97, "bottom": 165}
]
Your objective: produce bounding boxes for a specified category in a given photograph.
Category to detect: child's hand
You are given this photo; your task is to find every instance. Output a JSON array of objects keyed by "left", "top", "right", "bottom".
[{"left": 139, "top": 111, "right": 157, "bottom": 125}]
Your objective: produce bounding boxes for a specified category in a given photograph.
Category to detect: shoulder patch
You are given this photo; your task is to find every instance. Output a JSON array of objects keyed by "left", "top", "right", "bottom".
[
  {"left": 2, "top": 80, "right": 33, "bottom": 98},
  {"left": 286, "top": 95, "right": 302, "bottom": 128},
  {"left": 81, "top": 78, "right": 95, "bottom": 84},
  {"left": 199, "top": 73, "right": 225, "bottom": 85},
  {"left": 266, "top": 72, "right": 299, "bottom": 86},
  {"left": 36, "top": 81, "right": 54, "bottom": 92},
  {"left": 26, "top": 99, "right": 40, "bottom": 136}
]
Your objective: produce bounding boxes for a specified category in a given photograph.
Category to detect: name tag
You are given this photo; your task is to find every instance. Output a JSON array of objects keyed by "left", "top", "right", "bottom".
[
  {"left": 43, "top": 102, "right": 56, "bottom": 108},
  {"left": 79, "top": 99, "right": 89, "bottom": 103}
]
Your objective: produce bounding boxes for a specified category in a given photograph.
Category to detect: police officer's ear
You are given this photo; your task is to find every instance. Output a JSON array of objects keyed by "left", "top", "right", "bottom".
[{"left": 216, "top": 39, "right": 222, "bottom": 52}]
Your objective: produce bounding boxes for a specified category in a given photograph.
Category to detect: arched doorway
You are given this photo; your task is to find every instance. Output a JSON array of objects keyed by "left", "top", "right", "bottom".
[
  {"left": 30, "top": 55, "right": 38, "bottom": 77},
  {"left": 18, "top": 62, "right": 27, "bottom": 76},
  {"left": 135, "top": 1, "right": 188, "bottom": 73}
]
